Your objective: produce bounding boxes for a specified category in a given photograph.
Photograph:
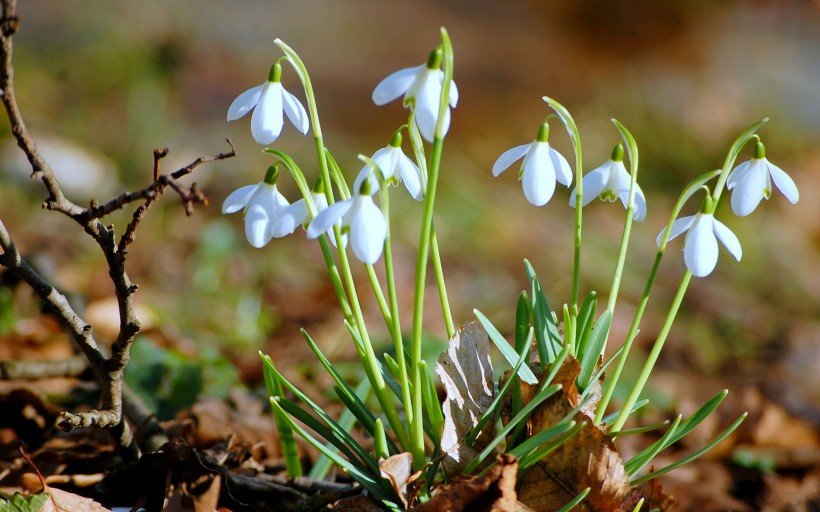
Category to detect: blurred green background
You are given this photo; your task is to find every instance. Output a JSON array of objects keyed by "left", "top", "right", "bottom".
[{"left": 1, "top": 1, "right": 818, "bottom": 423}]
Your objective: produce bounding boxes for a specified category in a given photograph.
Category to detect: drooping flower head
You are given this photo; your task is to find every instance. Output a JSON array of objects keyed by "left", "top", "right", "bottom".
[
  {"left": 569, "top": 143, "right": 647, "bottom": 221},
  {"left": 273, "top": 178, "right": 346, "bottom": 248},
  {"left": 307, "top": 179, "right": 387, "bottom": 264},
  {"left": 727, "top": 140, "right": 799, "bottom": 217},
  {"left": 227, "top": 62, "right": 309, "bottom": 145},
  {"left": 222, "top": 165, "right": 295, "bottom": 248},
  {"left": 659, "top": 196, "right": 742, "bottom": 277},
  {"left": 492, "top": 122, "right": 572, "bottom": 206},
  {"left": 372, "top": 48, "right": 459, "bottom": 143},
  {"left": 354, "top": 131, "right": 424, "bottom": 201}
]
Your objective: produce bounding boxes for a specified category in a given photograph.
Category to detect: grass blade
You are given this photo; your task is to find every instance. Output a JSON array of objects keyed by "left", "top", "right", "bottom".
[{"left": 474, "top": 308, "right": 538, "bottom": 384}]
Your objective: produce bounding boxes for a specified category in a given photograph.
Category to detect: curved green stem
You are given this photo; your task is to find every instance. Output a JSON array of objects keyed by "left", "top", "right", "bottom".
[
  {"left": 543, "top": 96, "right": 583, "bottom": 311},
  {"left": 430, "top": 226, "right": 455, "bottom": 338},
  {"left": 610, "top": 271, "right": 692, "bottom": 434},
  {"left": 594, "top": 168, "right": 722, "bottom": 425},
  {"left": 409, "top": 28, "right": 454, "bottom": 467}
]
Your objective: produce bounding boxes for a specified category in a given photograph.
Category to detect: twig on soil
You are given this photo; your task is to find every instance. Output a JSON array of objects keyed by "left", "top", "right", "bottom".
[{"left": 0, "top": 0, "right": 235, "bottom": 458}]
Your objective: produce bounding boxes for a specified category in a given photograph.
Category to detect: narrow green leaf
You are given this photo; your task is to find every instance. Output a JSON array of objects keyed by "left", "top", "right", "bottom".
[
  {"left": 374, "top": 418, "right": 389, "bottom": 460},
  {"left": 525, "top": 259, "right": 562, "bottom": 363},
  {"left": 474, "top": 309, "right": 538, "bottom": 384},
  {"left": 309, "top": 379, "right": 371, "bottom": 479},
  {"left": 577, "top": 309, "right": 612, "bottom": 390},
  {"left": 260, "top": 353, "right": 303, "bottom": 477},
  {"left": 601, "top": 399, "right": 649, "bottom": 426},
  {"left": 625, "top": 415, "right": 682, "bottom": 476},
  {"left": 420, "top": 360, "right": 444, "bottom": 446},
  {"left": 608, "top": 419, "right": 670, "bottom": 437},
  {"left": 512, "top": 292, "right": 530, "bottom": 434},
  {"left": 554, "top": 487, "right": 591, "bottom": 512},
  {"left": 630, "top": 413, "right": 747, "bottom": 485},
  {"left": 575, "top": 291, "right": 598, "bottom": 355},
  {"left": 463, "top": 384, "right": 562, "bottom": 474},
  {"left": 270, "top": 397, "right": 392, "bottom": 500},
  {"left": 507, "top": 421, "right": 576, "bottom": 459},
  {"left": 275, "top": 395, "right": 378, "bottom": 475}
]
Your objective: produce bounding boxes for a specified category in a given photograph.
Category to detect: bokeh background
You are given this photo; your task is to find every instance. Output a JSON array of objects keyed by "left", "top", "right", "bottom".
[{"left": 1, "top": 1, "right": 819, "bottom": 506}]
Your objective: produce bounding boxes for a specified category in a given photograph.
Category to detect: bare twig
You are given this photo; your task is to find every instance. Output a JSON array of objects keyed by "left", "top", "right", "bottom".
[{"left": 0, "top": 0, "right": 234, "bottom": 458}]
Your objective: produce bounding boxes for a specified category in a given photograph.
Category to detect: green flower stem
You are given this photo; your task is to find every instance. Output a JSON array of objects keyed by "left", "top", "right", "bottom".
[
  {"left": 409, "top": 28, "right": 454, "bottom": 467},
  {"left": 609, "top": 271, "right": 692, "bottom": 434},
  {"left": 606, "top": 120, "right": 640, "bottom": 316},
  {"left": 264, "top": 149, "right": 353, "bottom": 323},
  {"left": 431, "top": 226, "right": 455, "bottom": 338},
  {"left": 379, "top": 178, "right": 413, "bottom": 430},
  {"left": 544, "top": 97, "right": 583, "bottom": 311},
  {"left": 710, "top": 118, "right": 769, "bottom": 207},
  {"left": 364, "top": 265, "right": 392, "bottom": 327},
  {"left": 334, "top": 218, "right": 409, "bottom": 449},
  {"left": 275, "top": 39, "right": 335, "bottom": 207},
  {"left": 595, "top": 168, "right": 723, "bottom": 425}
]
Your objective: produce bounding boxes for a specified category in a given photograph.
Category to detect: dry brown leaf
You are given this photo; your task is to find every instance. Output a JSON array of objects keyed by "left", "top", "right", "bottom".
[
  {"left": 515, "top": 356, "right": 648, "bottom": 512},
  {"left": 435, "top": 321, "right": 495, "bottom": 473},
  {"left": 414, "top": 454, "right": 532, "bottom": 512}
]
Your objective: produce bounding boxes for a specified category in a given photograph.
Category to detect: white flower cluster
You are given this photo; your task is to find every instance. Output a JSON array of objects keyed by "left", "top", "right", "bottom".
[{"left": 221, "top": 47, "right": 455, "bottom": 264}]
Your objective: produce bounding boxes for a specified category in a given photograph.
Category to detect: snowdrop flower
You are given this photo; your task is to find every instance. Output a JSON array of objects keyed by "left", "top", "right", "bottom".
[
  {"left": 353, "top": 132, "right": 423, "bottom": 201},
  {"left": 727, "top": 141, "right": 799, "bottom": 217},
  {"left": 222, "top": 166, "right": 295, "bottom": 248},
  {"left": 227, "top": 62, "right": 309, "bottom": 145},
  {"left": 273, "top": 179, "right": 346, "bottom": 247},
  {"left": 307, "top": 181, "right": 387, "bottom": 264},
  {"left": 658, "top": 200, "right": 742, "bottom": 277},
  {"left": 492, "top": 123, "right": 572, "bottom": 206},
  {"left": 372, "top": 48, "right": 458, "bottom": 142},
  {"left": 569, "top": 144, "right": 647, "bottom": 221}
]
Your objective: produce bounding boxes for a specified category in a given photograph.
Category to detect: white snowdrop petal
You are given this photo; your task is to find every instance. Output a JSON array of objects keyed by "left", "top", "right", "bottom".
[
  {"left": 659, "top": 215, "right": 696, "bottom": 246},
  {"left": 414, "top": 78, "right": 442, "bottom": 142},
  {"left": 307, "top": 200, "right": 352, "bottom": 239},
  {"left": 684, "top": 215, "right": 718, "bottom": 277},
  {"left": 281, "top": 87, "right": 310, "bottom": 135},
  {"left": 766, "top": 161, "right": 800, "bottom": 204},
  {"left": 227, "top": 85, "right": 263, "bottom": 121},
  {"left": 222, "top": 184, "right": 259, "bottom": 214},
  {"left": 371, "top": 147, "right": 395, "bottom": 180},
  {"left": 572, "top": 165, "right": 608, "bottom": 207},
  {"left": 372, "top": 65, "right": 423, "bottom": 106},
  {"left": 550, "top": 147, "right": 573, "bottom": 187},
  {"left": 730, "top": 160, "right": 767, "bottom": 217},
  {"left": 492, "top": 144, "right": 530, "bottom": 177},
  {"left": 244, "top": 200, "right": 274, "bottom": 248},
  {"left": 726, "top": 160, "right": 750, "bottom": 190},
  {"left": 522, "top": 144, "right": 556, "bottom": 206},
  {"left": 398, "top": 153, "right": 423, "bottom": 200},
  {"left": 271, "top": 198, "right": 305, "bottom": 238},
  {"left": 350, "top": 197, "right": 387, "bottom": 264},
  {"left": 250, "top": 82, "right": 284, "bottom": 145},
  {"left": 712, "top": 218, "right": 742, "bottom": 262},
  {"left": 630, "top": 184, "right": 648, "bottom": 222},
  {"left": 448, "top": 80, "right": 459, "bottom": 108}
]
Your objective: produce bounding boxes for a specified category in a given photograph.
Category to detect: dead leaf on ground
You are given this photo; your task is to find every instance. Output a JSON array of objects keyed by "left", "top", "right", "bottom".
[
  {"left": 514, "top": 356, "right": 671, "bottom": 512},
  {"left": 414, "top": 454, "right": 531, "bottom": 512},
  {"left": 435, "top": 321, "right": 496, "bottom": 473},
  {"left": 40, "top": 485, "right": 111, "bottom": 512}
]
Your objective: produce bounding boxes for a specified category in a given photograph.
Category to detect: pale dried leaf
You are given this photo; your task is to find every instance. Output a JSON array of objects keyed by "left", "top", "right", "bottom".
[
  {"left": 380, "top": 452, "right": 414, "bottom": 508},
  {"left": 435, "top": 321, "right": 495, "bottom": 473},
  {"left": 40, "top": 486, "right": 111, "bottom": 512}
]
